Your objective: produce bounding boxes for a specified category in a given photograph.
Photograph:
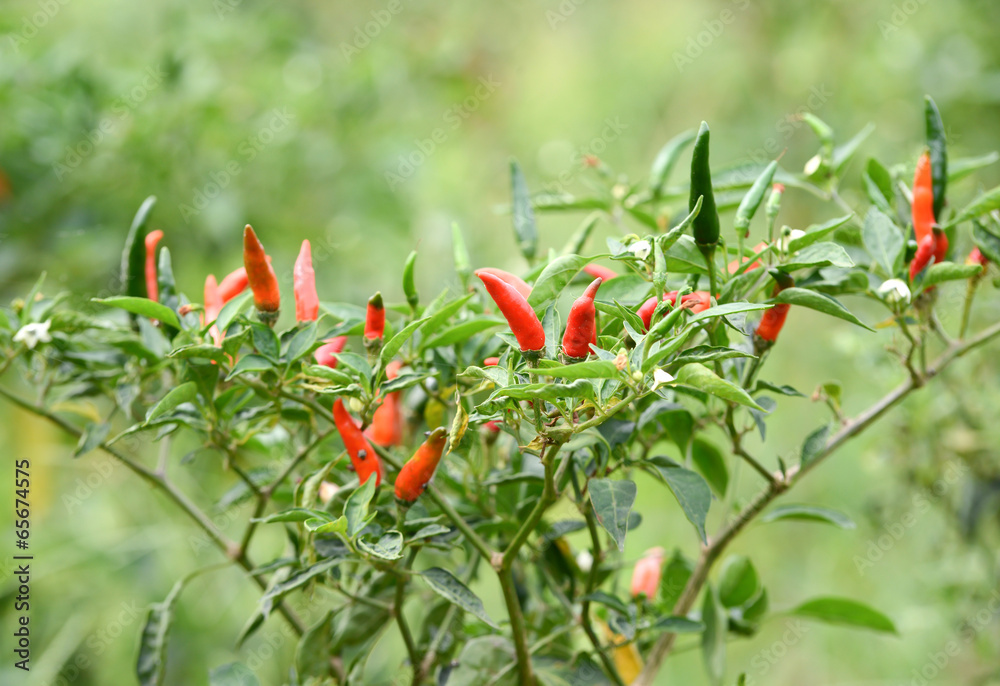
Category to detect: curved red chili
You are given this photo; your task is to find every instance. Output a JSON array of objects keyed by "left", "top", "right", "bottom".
[
  {"left": 583, "top": 264, "right": 618, "bottom": 282},
  {"left": 365, "top": 292, "right": 385, "bottom": 341},
  {"left": 476, "top": 267, "right": 532, "bottom": 300},
  {"left": 932, "top": 227, "right": 948, "bottom": 265},
  {"left": 204, "top": 274, "right": 224, "bottom": 346},
  {"left": 639, "top": 291, "right": 712, "bottom": 331},
  {"left": 562, "top": 277, "right": 602, "bottom": 359},
  {"left": 394, "top": 427, "right": 449, "bottom": 503},
  {"left": 293, "top": 240, "right": 319, "bottom": 323},
  {"left": 912, "top": 152, "right": 934, "bottom": 244},
  {"left": 366, "top": 360, "right": 404, "bottom": 447},
  {"left": 483, "top": 356, "right": 500, "bottom": 367},
  {"left": 476, "top": 269, "right": 545, "bottom": 353},
  {"left": 727, "top": 241, "right": 766, "bottom": 275},
  {"left": 968, "top": 247, "right": 989, "bottom": 267},
  {"left": 755, "top": 276, "right": 794, "bottom": 344},
  {"left": 145, "top": 230, "right": 164, "bottom": 302},
  {"left": 314, "top": 336, "right": 347, "bottom": 368},
  {"left": 243, "top": 225, "right": 280, "bottom": 317},
  {"left": 909, "top": 233, "right": 936, "bottom": 281},
  {"left": 218, "top": 266, "right": 249, "bottom": 303},
  {"left": 333, "top": 398, "right": 384, "bottom": 488}
]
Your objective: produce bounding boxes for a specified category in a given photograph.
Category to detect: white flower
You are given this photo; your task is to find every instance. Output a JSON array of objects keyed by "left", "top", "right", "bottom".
[
  {"left": 779, "top": 228, "right": 806, "bottom": 252},
  {"left": 628, "top": 240, "right": 652, "bottom": 260},
  {"left": 804, "top": 154, "right": 823, "bottom": 176},
  {"left": 877, "top": 278, "right": 911, "bottom": 306},
  {"left": 318, "top": 481, "right": 339, "bottom": 505},
  {"left": 652, "top": 368, "right": 675, "bottom": 388},
  {"left": 576, "top": 550, "right": 593, "bottom": 573},
  {"left": 13, "top": 320, "right": 52, "bottom": 350}
]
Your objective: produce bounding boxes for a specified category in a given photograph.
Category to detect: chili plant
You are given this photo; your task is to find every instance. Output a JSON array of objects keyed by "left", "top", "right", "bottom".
[{"left": 3, "top": 96, "right": 1000, "bottom": 686}]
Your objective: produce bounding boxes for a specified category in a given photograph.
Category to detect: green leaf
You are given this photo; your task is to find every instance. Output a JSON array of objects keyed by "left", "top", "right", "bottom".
[
  {"left": 295, "top": 611, "right": 335, "bottom": 680},
  {"left": 782, "top": 242, "right": 854, "bottom": 271},
  {"left": 488, "top": 379, "right": 597, "bottom": 403},
  {"left": 691, "top": 436, "right": 728, "bottom": 496},
  {"left": 761, "top": 504, "right": 855, "bottom": 529},
  {"left": 528, "top": 254, "right": 596, "bottom": 309},
  {"left": 664, "top": 236, "right": 709, "bottom": 274},
  {"left": 168, "top": 344, "right": 228, "bottom": 364},
  {"left": 447, "top": 637, "right": 516, "bottom": 686},
  {"left": 284, "top": 322, "right": 317, "bottom": 363},
  {"left": 215, "top": 292, "right": 253, "bottom": 335},
  {"left": 145, "top": 382, "right": 197, "bottom": 423},
  {"left": 701, "top": 585, "right": 726, "bottom": 685},
  {"left": 420, "top": 568, "right": 499, "bottom": 629},
  {"left": 136, "top": 576, "right": 184, "bottom": 686},
  {"left": 357, "top": 531, "right": 404, "bottom": 560},
  {"left": 510, "top": 159, "right": 538, "bottom": 260},
  {"left": 208, "top": 663, "right": 260, "bottom": 686},
  {"left": 653, "top": 616, "right": 705, "bottom": 634},
  {"left": 922, "top": 262, "right": 983, "bottom": 288},
  {"left": 423, "top": 318, "right": 504, "bottom": 349},
  {"left": 74, "top": 422, "right": 110, "bottom": 458},
  {"left": 833, "top": 123, "right": 875, "bottom": 176},
  {"left": 380, "top": 314, "right": 430, "bottom": 366},
  {"left": 687, "top": 302, "right": 771, "bottom": 324},
  {"left": 225, "top": 354, "right": 274, "bottom": 380},
  {"left": 419, "top": 292, "right": 474, "bottom": 340},
  {"left": 260, "top": 558, "right": 343, "bottom": 617},
  {"left": 345, "top": 475, "right": 378, "bottom": 538},
  {"left": 303, "top": 516, "right": 347, "bottom": 534},
  {"left": 93, "top": 297, "right": 180, "bottom": 329},
  {"left": 650, "top": 457, "right": 711, "bottom": 543},
  {"left": 790, "top": 597, "right": 897, "bottom": 634},
  {"left": 754, "top": 380, "right": 805, "bottom": 397},
  {"left": 800, "top": 424, "right": 830, "bottom": 467},
  {"left": 676, "top": 363, "right": 764, "bottom": 411},
  {"left": 588, "top": 478, "right": 637, "bottom": 552},
  {"left": 121, "top": 196, "right": 157, "bottom": 298},
  {"left": 861, "top": 207, "right": 904, "bottom": 276},
  {"left": 533, "top": 359, "right": 622, "bottom": 379},
  {"left": 945, "top": 185, "right": 1000, "bottom": 229},
  {"left": 253, "top": 508, "right": 333, "bottom": 524},
  {"left": 718, "top": 555, "right": 760, "bottom": 608},
  {"left": 649, "top": 129, "right": 696, "bottom": 196},
  {"left": 974, "top": 221, "right": 1000, "bottom": 264},
  {"left": 580, "top": 590, "right": 630, "bottom": 616},
  {"left": 772, "top": 288, "right": 873, "bottom": 331},
  {"left": 949, "top": 152, "right": 1000, "bottom": 183}
]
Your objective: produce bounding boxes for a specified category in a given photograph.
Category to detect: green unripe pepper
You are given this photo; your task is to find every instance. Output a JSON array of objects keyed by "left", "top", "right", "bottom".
[{"left": 689, "top": 121, "right": 720, "bottom": 250}]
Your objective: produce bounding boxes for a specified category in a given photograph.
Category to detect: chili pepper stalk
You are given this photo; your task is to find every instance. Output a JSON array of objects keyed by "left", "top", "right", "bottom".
[{"left": 243, "top": 225, "right": 281, "bottom": 326}]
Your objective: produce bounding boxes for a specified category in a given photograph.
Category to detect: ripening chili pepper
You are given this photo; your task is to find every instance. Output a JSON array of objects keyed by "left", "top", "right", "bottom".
[
  {"left": 475, "top": 269, "right": 545, "bottom": 353},
  {"left": 366, "top": 360, "right": 404, "bottom": 447},
  {"left": 314, "top": 336, "right": 347, "bottom": 368},
  {"left": 364, "top": 292, "right": 385, "bottom": 342},
  {"left": 684, "top": 291, "right": 713, "bottom": 314},
  {"left": 932, "top": 226, "right": 949, "bottom": 264},
  {"left": 333, "top": 398, "right": 384, "bottom": 488},
  {"left": 483, "top": 356, "right": 500, "bottom": 367},
  {"left": 755, "top": 275, "right": 794, "bottom": 346},
  {"left": 967, "top": 247, "right": 989, "bottom": 267},
  {"left": 638, "top": 291, "right": 712, "bottom": 331},
  {"left": 394, "top": 427, "right": 449, "bottom": 502},
  {"left": 727, "top": 241, "right": 767, "bottom": 274},
  {"left": 293, "top": 240, "right": 319, "bottom": 322},
  {"left": 690, "top": 121, "right": 720, "bottom": 250},
  {"left": 204, "top": 274, "right": 224, "bottom": 346},
  {"left": 218, "top": 266, "right": 249, "bottom": 302},
  {"left": 562, "top": 277, "right": 602, "bottom": 360},
  {"left": 583, "top": 264, "right": 618, "bottom": 282},
  {"left": 243, "top": 225, "right": 280, "bottom": 321},
  {"left": 909, "top": 233, "right": 936, "bottom": 281},
  {"left": 912, "top": 151, "right": 934, "bottom": 245},
  {"left": 476, "top": 267, "right": 532, "bottom": 300},
  {"left": 630, "top": 547, "right": 665, "bottom": 599},
  {"left": 145, "top": 230, "right": 164, "bottom": 301}
]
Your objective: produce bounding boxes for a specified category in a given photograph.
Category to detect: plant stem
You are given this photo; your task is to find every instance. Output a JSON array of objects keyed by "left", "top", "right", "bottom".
[
  {"left": 395, "top": 549, "right": 420, "bottom": 675},
  {"left": 632, "top": 319, "right": 1000, "bottom": 686},
  {"left": 418, "top": 556, "right": 480, "bottom": 682}
]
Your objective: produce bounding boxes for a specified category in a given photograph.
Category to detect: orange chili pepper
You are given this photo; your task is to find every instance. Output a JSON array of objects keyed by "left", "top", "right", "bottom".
[
  {"left": 394, "top": 427, "right": 449, "bottom": 503},
  {"left": 145, "top": 230, "right": 164, "bottom": 301}
]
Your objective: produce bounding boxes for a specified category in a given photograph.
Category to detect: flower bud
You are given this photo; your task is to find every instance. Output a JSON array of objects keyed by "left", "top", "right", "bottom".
[{"left": 877, "top": 278, "right": 911, "bottom": 306}]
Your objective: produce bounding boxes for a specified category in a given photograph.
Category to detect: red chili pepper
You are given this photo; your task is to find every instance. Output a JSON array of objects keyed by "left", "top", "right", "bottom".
[
  {"left": 366, "top": 360, "right": 404, "bottom": 447},
  {"left": 314, "top": 336, "right": 347, "bottom": 368},
  {"left": 967, "top": 247, "right": 989, "bottom": 267},
  {"left": 684, "top": 291, "right": 713, "bottom": 314},
  {"left": 218, "top": 266, "right": 249, "bottom": 302},
  {"left": 333, "top": 398, "right": 384, "bottom": 488},
  {"left": 204, "top": 274, "right": 224, "bottom": 346},
  {"left": 583, "top": 264, "right": 618, "bottom": 282},
  {"left": 293, "top": 240, "right": 319, "bottom": 323},
  {"left": 483, "top": 356, "right": 500, "bottom": 367},
  {"left": 476, "top": 267, "right": 532, "bottom": 300},
  {"left": 145, "top": 230, "right": 164, "bottom": 301},
  {"left": 630, "top": 547, "right": 665, "bottom": 599},
  {"left": 638, "top": 291, "right": 712, "bottom": 331},
  {"left": 909, "top": 233, "right": 936, "bottom": 281},
  {"left": 932, "top": 227, "right": 948, "bottom": 264},
  {"left": 562, "top": 277, "right": 602, "bottom": 359},
  {"left": 755, "top": 276, "right": 793, "bottom": 345},
  {"left": 475, "top": 269, "right": 545, "bottom": 353},
  {"left": 394, "top": 427, "right": 449, "bottom": 503},
  {"left": 912, "top": 151, "right": 934, "bottom": 244},
  {"left": 365, "top": 292, "right": 385, "bottom": 341},
  {"left": 727, "top": 241, "right": 766, "bottom": 275},
  {"left": 243, "top": 225, "right": 280, "bottom": 319}
]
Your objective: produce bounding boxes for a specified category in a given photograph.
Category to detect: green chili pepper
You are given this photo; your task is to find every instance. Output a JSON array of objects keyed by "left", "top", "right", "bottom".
[
  {"left": 734, "top": 161, "right": 778, "bottom": 239},
  {"left": 924, "top": 95, "right": 947, "bottom": 222},
  {"left": 402, "top": 250, "right": 419, "bottom": 311},
  {"left": 689, "top": 122, "right": 720, "bottom": 250}
]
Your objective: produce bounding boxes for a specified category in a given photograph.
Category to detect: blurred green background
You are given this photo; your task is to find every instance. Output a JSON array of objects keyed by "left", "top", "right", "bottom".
[{"left": 2, "top": 0, "right": 1000, "bottom": 684}]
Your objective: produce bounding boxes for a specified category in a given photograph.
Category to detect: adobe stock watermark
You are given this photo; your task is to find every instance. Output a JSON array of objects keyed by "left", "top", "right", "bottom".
[
  {"left": 742, "top": 619, "right": 811, "bottom": 685},
  {"left": 340, "top": 0, "right": 405, "bottom": 62},
  {"left": 52, "top": 65, "right": 167, "bottom": 181},
  {"left": 546, "top": 0, "right": 586, "bottom": 30},
  {"left": 878, "top": 0, "right": 930, "bottom": 39},
  {"left": 539, "top": 118, "right": 629, "bottom": 197},
  {"left": 853, "top": 460, "right": 967, "bottom": 576},
  {"left": 6, "top": 0, "right": 72, "bottom": 54},
  {"left": 673, "top": 0, "right": 751, "bottom": 73},
  {"left": 384, "top": 75, "right": 500, "bottom": 190},
  {"left": 177, "top": 108, "right": 295, "bottom": 223},
  {"left": 40, "top": 600, "right": 143, "bottom": 686},
  {"left": 909, "top": 589, "right": 1000, "bottom": 685}
]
